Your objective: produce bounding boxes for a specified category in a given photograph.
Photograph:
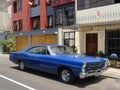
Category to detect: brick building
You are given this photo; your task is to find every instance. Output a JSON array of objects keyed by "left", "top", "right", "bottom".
[{"left": 11, "top": 0, "right": 75, "bottom": 51}]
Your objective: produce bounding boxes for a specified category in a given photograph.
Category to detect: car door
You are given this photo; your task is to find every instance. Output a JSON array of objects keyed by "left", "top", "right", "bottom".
[{"left": 25, "top": 46, "right": 56, "bottom": 73}]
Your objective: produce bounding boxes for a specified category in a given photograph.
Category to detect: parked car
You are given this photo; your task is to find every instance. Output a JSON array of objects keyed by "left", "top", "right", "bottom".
[{"left": 9, "top": 44, "right": 109, "bottom": 83}]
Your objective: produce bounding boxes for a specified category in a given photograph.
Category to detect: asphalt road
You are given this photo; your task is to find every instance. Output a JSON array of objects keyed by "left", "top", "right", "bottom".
[{"left": 0, "top": 55, "right": 120, "bottom": 90}]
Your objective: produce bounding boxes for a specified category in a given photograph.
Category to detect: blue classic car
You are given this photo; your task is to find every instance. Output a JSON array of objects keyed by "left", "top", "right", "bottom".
[{"left": 9, "top": 44, "right": 109, "bottom": 83}]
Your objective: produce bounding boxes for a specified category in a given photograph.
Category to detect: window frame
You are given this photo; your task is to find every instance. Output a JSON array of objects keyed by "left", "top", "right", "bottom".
[
  {"left": 27, "top": 46, "right": 50, "bottom": 55},
  {"left": 32, "top": 16, "right": 40, "bottom": 30},
  {"left": 105, "top": 29, "right": 120, "bottom": 57},
  {"left": 13, "top": 1, "right": 17, "bottom": 13},
  {"left": 47, "top": 15, "right": 53, "bottom": 28},
  {"left": 13, "top": 20, "right": 23, "bottom": 32},
  {"left": 18, "top": 0, "right": 22, "bottom": 11},
  {"left": 63, "top": 32, "right": 75, "bottom": 47}
]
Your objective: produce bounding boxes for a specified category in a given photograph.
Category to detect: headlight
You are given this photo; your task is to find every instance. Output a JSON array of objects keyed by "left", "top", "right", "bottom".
[
  {"left": 105, "top": 59, "right": 110, "bottom": 67},
  {"left": 82, "top": 62, "right": 87, "bottom": 73}
]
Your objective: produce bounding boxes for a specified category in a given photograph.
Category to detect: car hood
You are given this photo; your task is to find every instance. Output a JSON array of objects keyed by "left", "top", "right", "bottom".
[{"left": 56, "top": 54, "right": 105, "bottom": 63}]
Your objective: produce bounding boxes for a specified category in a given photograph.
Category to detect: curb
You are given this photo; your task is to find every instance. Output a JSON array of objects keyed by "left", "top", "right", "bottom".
[
  {"left": 0, "top": 54, "right": 9, "bottom": 57},
  {"left": 101, "top": 68, "right": 120, "bottom": 79},
  {"left": 101, "top": 74, "right": 120, "bottom": 79}
]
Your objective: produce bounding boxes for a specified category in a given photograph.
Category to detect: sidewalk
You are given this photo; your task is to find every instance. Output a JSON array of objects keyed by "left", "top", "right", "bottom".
[
  {"left": 101, "top": 68, "right": 120, "bottom": 79},
  {"left": 0, "top": 54, "right": 9, "bottom": 57}
]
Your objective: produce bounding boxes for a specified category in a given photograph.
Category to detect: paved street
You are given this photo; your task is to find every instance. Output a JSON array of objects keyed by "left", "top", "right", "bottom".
[{"left": 0, "top": 55, "right": 120, "bottom": 90}]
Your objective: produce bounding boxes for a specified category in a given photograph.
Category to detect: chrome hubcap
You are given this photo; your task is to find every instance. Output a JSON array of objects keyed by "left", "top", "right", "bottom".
[
  {"left": 61, "top": 70, "right": 71, "bottom": 82},
  {"left": 20, "top": 62, "right": 24, "bottom": 70}
]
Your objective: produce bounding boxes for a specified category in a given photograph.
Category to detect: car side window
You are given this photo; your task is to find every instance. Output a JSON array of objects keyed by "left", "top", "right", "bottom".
[{"left": 27, "top": 46, "right": 50, "bottom": 55}]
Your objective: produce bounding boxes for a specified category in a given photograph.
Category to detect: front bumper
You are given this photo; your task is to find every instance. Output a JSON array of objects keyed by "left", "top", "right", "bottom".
[{"left": 79, "top": 67, "right": 108, "bottom": 79}]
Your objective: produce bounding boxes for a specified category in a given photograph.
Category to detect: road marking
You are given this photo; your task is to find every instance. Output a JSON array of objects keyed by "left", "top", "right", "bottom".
[{"left": 0, "top": 74, "right": 36, "bottom": 90}]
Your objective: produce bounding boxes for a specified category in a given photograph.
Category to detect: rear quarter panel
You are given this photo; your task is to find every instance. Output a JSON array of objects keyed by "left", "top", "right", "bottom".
[{"left": 9, "top": 52, "right": 24, "bottom": 64}]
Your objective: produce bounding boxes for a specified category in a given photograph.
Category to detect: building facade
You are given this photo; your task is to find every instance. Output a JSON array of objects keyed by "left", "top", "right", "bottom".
[
  {"left": 11, "top": 0, "right": 75, "bottom": 51},
  {"left": 76, "top": 0, "right": 120, "bottom": 56},
  {"left": 0, "top": 0, "right": 11, "bottom": 53}
]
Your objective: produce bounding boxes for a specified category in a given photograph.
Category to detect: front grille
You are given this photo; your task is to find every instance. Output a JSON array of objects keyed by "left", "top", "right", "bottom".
[{"left": 86, "top": 61, "right": 105, "bottom": 71}]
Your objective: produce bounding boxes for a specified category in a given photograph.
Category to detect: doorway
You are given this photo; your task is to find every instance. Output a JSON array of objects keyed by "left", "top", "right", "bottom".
[{"left": 86, "top": 33, "right": 98, "bottom": 56}]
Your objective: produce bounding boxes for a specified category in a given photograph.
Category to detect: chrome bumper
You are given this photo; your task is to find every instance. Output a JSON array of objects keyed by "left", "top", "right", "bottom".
[{"left": 79, "top": 67, "right": 108, "bottom": 79}]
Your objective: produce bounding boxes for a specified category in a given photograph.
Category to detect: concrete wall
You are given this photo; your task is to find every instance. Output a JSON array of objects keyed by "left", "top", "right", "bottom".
[
  {"left": 0, "top": 0, "right": 11, "bottom": 33},
  {"left": 78, "top": 29, "right": 105, "bottom": 55},
  {"left": 76, "top": 3, "right": 120, "bottom": 24}
]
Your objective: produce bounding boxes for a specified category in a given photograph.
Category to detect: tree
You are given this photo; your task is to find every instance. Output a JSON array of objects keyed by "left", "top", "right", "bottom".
[{"left": 0, "top": 33, "right": 16, "bottom": 53}]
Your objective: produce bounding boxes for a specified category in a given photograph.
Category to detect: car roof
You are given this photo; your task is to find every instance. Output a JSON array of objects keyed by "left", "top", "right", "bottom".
[
  {"left": 23, "top": 44, "right": 65, "bottom": 52},
  {"left": 33, "top": 44, "right": 58, "bottom": 47}
]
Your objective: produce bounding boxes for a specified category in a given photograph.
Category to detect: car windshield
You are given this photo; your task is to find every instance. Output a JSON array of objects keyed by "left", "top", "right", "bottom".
[{"left": 50, "top": 46, "right": 74, "bottom": 55}]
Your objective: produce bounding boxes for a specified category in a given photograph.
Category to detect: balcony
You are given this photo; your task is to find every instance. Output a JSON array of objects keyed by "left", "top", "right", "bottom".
[
  {"left": 31, "top": 5, "right": 40, "bottom": 17},
  {"left": 30, "top": 5, "right": 54, "bottom": 18},
  {"left": 51, "top": 0, "right": 75, "bottom": 7}
]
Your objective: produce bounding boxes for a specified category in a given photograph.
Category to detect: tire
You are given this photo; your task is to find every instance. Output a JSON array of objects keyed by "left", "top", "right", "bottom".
[
  {"left": 19, "top": 61, "right": 25, "bottom": 71},
  {"left": 59, "top": 68, "right": 75, "bottom": 84}
]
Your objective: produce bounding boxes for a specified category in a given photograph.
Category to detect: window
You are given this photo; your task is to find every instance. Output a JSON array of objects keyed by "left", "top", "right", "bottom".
[
  {"left": 55, "top": 9, "right": 63, "bottom": 27},
  {"left": 55, "top": 5, "right": 75, "bottom": 27},
  {"left": 18, "top": 0, "right": 22, "bottom": 11},
  {"left": 32, "top": 17, "right": 40, "bottom": 30},
  {"left": 63, "top": 32, "right": 75, "bottom": 47},
  {"left": 47, "top": 15, "right": 53, "bottom": 28},
  {"left": 114, "top": 0, "right": 120, "bottom": 3},
  {"left": 77, "top": 0, "right": 114, "bottom": 10},
  {"left": 27, "top": 47, "right": 50, "bottom": 55},
  {"left": 18, "top": 20, "right": 23, "bottom": 31},
  {"left": 105, "top": 29, "right": 120, "bottom": 57},
  {"left": 13, "top": 20, "right": 23, "bottom": 32},
  {"left": 33, "top": 0, "right": 40, "bottom": 7},
  {"left": 46, "top": 0, "right": 52, "bottom": 6},
  {"left": 13, "top": 21, "right": 17, "bottom": 32},
  {"left": 63, "top": 7, "right": 75, "bottom": 26},
  {"left": 13, "top": 1, "right": 17, "bottom": 13}
]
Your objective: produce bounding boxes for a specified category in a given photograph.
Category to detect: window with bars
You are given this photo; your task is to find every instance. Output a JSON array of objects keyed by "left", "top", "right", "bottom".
[
  {"left": 55, "top": 5, "right": 75, "bottom": 27},
  {"left": 63, "top": 7, "right": 75, "bottom": 26},
  {"left": 105, "top": 29, "right": 120, "bottom": 57},
  {"left": 63, "top": 32, "right": 75, "bottom": 47}
]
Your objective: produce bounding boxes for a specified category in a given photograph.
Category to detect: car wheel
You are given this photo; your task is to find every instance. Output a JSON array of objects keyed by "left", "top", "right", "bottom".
[
  {"left": 59, "top": 68, "right": 75, "bottom": 84},
  {"left": 19, "top": 61, "right": 25, "bottom": 71}
]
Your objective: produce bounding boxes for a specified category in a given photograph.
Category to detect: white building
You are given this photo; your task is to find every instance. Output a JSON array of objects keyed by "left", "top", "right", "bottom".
[
  {"left": 0, "top": 0, "right": 11, "bottom": 53},
  {"left": 0, "top": 0, "right": 11, "bottom": 32},
  {"left": 75, "top": 0, "right": 120, "bottom": 56}
]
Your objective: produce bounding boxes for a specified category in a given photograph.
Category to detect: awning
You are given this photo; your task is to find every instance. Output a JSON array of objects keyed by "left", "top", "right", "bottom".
[{"left": 63, "top": 20, "right": 120, "bottom": 29}]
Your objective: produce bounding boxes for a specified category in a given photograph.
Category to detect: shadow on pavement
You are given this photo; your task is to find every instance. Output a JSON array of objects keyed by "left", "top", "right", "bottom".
[
  {"left": 11, "top": 66, "right": 107, "bottom": 88},
  {"left": 73, "top": 76, "right": 106, "bottom": 88}
]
